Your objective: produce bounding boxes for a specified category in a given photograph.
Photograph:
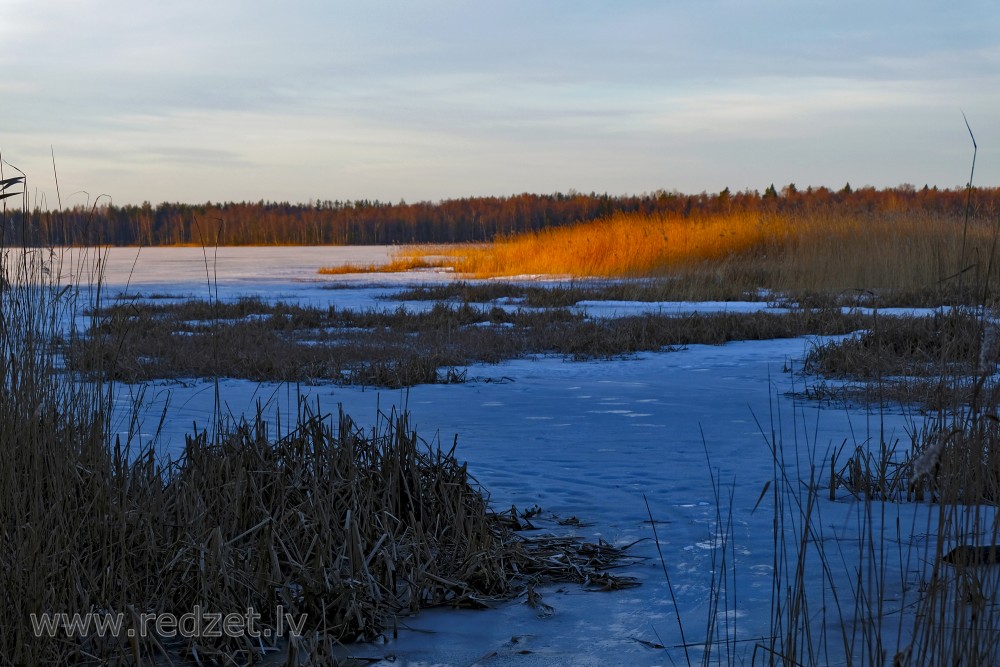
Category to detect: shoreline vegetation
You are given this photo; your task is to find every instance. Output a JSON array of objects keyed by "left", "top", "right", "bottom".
[{"left": 324, "top": 207, "right": 1000, "bottom": 307}]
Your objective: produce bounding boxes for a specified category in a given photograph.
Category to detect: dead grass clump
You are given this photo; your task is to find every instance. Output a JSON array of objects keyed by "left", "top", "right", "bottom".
[
  {"left": 8, "top": 391, "right": 642, "bottom": 665},
  {"left": 804, "top": 310, "right": 982, "bottom": 379},
  {"left": 347, "top": 356, "right": 449, "bottom": 387},
  {"left": 801, "top": 309, "right": 987, "bottom": 407},
  {"left": 827, "top": 440, "right": 910, "bottom": 502},
  {"left": 165, "top": 406, "right": 596, "bottom": 647},
  {"left": 540, "top": 308, "right": 869, "bottom": 359}
]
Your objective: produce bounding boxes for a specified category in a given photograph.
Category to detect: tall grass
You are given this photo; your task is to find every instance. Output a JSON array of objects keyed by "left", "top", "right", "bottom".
[
  {"left": 0, "top": 173, "right": 122, "bottom": 664},
  {"left": 758, "top": 127, "right": 1000, "bottom": 666},
  {"left": 317, "top": 254, "right": 452, "bottom": 275},
  {"left": 440, "top": 210, "right": 792, "bottom": 278},
  {"left": 760, "top": 383, "right": 1000, "bottom": 665},
  {"left": 393, "top": 208, "right": 1000, "bottom": 302}
]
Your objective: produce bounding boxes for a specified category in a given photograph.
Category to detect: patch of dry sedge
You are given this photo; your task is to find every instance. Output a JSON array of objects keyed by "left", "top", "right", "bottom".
[
  {"left": 71, "top": 297, "right": 871, "bottom": 386},
  {"left": 802, "top": 309, "right": 990, "bottom": 408}
]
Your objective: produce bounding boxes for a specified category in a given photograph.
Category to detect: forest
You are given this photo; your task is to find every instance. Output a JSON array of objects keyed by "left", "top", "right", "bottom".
[{"left": 3, "top": 183, "right": 998, "bottom": 246}]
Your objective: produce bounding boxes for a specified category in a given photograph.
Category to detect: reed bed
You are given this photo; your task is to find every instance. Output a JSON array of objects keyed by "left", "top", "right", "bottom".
[
  {"left": 437, "top": 210, "right": 791, "bottom": 278},
  {"left": 801, "top": 309, "right": 981, "bottom": 407},
  {"left": 764, "top": 390, "right": 1000, "bottom": 666},
  {"left": 390, "top": 280, "right": 758, "bottom": 308},
  {"left": 317, "top": 254, "right": 452, "bottom": 275},
  {"left": 388, "top": 208, "right": 1000, "bottom": 304},
  {"left": 11, "top": 155, "right": 1000, "bottom": 665}
]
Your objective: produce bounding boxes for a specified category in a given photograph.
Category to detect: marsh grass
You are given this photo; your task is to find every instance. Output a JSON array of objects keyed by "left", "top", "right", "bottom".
[
  {"left": 317, "top": 253, "right": 452, "bottom": 275},
  {"left": 391, "top": 279, "right": 765, "bottom": 308},
  {"left": 801, "top": 309, "right": 990, "bottom": 408},
  {"left": 766, "top": 395, "right": 1000, "bottom": 666},
  {"left": 382, "top": 208, "right": 1000, "bottom": 306},
  {"left": 70, "top": 298, "right": 871, "bottom": 386},
  {"left": 7, "top": 387, "right": 642, "bottom": 665},
  {"left": 11, "top": 150, "right": 1000, "bottom": 665},
  {"left": 760, "top": 130, "right": 1000, "bottom": 666},
  {"left": 0, "top": 175, "right": 134, "bottom": 665},
  {"left": 805, "top": 310, "right": 980, "bottom": 382},
  {"left": 439, "top": 210, "right": 792, "bottom": 278},
  {"left": 393, "top": 281, "right": 602, "bottom": 308}
]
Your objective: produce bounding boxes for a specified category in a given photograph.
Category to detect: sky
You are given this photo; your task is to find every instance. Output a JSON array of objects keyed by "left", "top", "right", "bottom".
[{"left": 2, "top": 0, "right": 999, "bottom": 206}]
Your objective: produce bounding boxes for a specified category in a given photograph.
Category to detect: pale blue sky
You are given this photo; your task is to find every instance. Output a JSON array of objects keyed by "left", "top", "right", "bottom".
[{"left": 2, "top": 1, "right": 998, "bottom": 205}]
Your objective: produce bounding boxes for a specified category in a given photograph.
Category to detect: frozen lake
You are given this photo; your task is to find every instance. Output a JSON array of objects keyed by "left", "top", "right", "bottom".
[{"left": 55, "top": 247, "right": 954, "bottom": 665}]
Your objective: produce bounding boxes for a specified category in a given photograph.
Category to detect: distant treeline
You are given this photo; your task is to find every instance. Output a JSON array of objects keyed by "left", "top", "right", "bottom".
[{"left": 4, "top": 184, "right": 999, "bottom": 246}]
